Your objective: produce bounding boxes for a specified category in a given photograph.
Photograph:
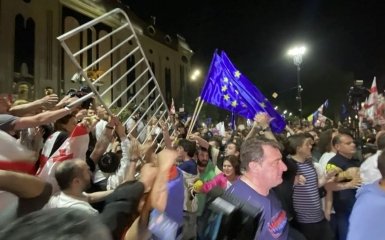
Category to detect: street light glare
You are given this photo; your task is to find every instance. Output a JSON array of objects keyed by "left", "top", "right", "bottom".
[
  {"left": 190, "top": 68, "right": 201, "bottom": 81},
  {"left": 288, "top": 46, "right": 306, "bottom": 56}
]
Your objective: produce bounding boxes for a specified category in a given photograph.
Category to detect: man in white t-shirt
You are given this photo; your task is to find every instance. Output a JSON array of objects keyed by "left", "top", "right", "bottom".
[
  {"left": 360, "top": 131, "right": 385, "bottom": 184},
  {"left": 45, "top": 159, "right": 111, "bottom": 214},
  {"left": 45, "top": 158, "right": 158, "bottom": 239}
]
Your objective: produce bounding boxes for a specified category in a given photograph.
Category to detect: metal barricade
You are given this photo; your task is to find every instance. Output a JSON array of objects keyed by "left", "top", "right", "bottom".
[{"left": 58, "top": 8, "right": 171, "bottom": 145}]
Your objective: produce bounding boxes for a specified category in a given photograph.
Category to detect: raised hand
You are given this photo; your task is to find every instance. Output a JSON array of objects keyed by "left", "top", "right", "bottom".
[
  {"left": 254, "top": 112, "right": 271, "bottom": 128},
  {"left": 41, "top": 94, "right": 59, "bottom": 109}
]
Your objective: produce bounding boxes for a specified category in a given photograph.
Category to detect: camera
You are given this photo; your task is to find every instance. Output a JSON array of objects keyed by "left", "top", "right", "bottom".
[
  {"left": 348, "top": 80, "right": 368, "bottom": 109},
  {"left": 66, "top": 86, "right": 93, "bottom": 109}
]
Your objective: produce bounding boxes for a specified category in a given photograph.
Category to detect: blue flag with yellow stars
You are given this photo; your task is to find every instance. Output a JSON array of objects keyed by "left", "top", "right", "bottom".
[{"left": 200, "top": 51, "right": 286, "bottom": 133}]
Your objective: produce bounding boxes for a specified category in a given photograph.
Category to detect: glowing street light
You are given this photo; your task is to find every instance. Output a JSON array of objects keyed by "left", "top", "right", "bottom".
[
  {"left": 288, "top": 45, "right": 306, "bottom": 125},
  {"left": 190, "top": 69, "right": 201, "bottom": 81}
]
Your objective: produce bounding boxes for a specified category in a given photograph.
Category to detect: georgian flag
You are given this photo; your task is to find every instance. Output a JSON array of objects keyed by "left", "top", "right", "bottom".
[
  {"left": 0, "top": 130, "right": 36, "bottom": 174},
  {"left": 37, "top": 124, "right": 89, "bottom": 194},
  {"left": 366, "top": 77, "right": 378, "bottom": 121},
  {"left": 37, "top": 131, "right": 62, "bottom": 174}
]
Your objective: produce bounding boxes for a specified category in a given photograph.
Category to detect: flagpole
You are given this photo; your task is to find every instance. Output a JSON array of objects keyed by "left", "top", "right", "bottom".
[
  {"left": 187, "top": 97, "right": 203, "bottom": 135},
  {"left": 187, "top": 50, "right": 218, "bottom": 136},
  {"left": 191, "top": 98, "right": 205, "bottom": 134}
]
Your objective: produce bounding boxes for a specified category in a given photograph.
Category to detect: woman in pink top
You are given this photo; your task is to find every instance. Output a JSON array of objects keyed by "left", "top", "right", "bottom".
[{"left": 201, "top": 155, "right": 241, "bottom": 192}]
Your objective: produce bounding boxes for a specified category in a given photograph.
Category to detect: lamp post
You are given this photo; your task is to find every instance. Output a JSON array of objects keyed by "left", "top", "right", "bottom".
[{"left": 288, "top": 46, "right": 306, "bottom": 125}]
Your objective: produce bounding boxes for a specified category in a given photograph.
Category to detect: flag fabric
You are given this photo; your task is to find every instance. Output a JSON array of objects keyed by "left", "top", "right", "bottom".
[
  {"left": 0, "top": 130, "right": 40, "bottom": 226},
  {"left": 307, "top": 100, "right": 329, "bottom": 126},
  {"left": 37, "top": 131, "right": 62, "bottom": 173},
  {"left": 200, "top": 51, "right": 286, "bottom": 133},
  {"left": 37, "top": 124, "right": 89, "bottom": 194},
  {"left": 366, "top": 77, "right": 378, "bottom": 121},
  {"left": 215, "top": 122, "right": 226, "bottom": 136},
  {"left": 170, "top": 98, "right": 176, "bottom": 115},
  {"left": 0, "top": 130, "right": 36, "bottom": 174},
  {"left": 376, "top": 94, "right": 385, "bottom": 125},
  {"left": 307, "top": 112, "right": 318, "bottom": 125}
]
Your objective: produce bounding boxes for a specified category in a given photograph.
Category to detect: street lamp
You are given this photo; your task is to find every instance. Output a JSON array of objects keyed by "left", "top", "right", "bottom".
[
  {"left": 190, "top": 69, "right": 201, "bottom": 81},
  {"left": 288, "top": 45, "right": 306, "bottom": 125},
  {"left": 183, "top": 68, "right": 202, "bottom": 110}
]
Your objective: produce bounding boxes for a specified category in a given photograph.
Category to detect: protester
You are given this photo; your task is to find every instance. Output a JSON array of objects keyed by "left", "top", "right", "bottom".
[
  {"left": 326, "top": 133, "right": 362, "bottom": 240},
  {"left": 284, "top": 134, "right": 334, "bottom": 240},
  {"left": 226, "top": 137, "right": 289, "bottom": 239},
  {"left": 347, "top": 151, "right": 385, "bottom": 240},
  {"left": 360, "top": 130, "right": 385, "bottom": 184}
]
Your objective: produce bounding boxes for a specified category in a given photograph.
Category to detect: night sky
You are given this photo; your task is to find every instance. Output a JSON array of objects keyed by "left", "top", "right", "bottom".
[{"left": 123, "top": 0, "right": 385, "bottom": 120}]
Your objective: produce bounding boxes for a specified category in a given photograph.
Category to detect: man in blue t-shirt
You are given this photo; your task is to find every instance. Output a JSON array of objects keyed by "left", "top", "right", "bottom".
[
  {"left": 226, "top": 137, "right": 289, "bottom": 240},
  {"left": 176, "top": 139, "right": 198, "bottom": 239},
  {"left": 177, "top": 139, "right": 197, "bottom": 175}
]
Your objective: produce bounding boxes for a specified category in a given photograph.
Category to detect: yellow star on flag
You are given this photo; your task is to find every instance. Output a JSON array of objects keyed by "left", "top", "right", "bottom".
[
  {"left": 231, "top": 100, "right": 238, "bottom": 107},
  {"left": 259, "top": 102, "right": 266, "bottom": 108},
  {"left": 234, "top": 71, "right": 241, "bottom": 78},
  {"left": 221, "top": 85, "right": 228, "bottom": 92},
  {"left": 223, "top": 77, "right": 229, "bottom": 83},
  {"left": 235, "top": 89, "right": 239, "bottom": 95},
  {"left": 224, "top": 94, "right": 230, "bottom": 101}
]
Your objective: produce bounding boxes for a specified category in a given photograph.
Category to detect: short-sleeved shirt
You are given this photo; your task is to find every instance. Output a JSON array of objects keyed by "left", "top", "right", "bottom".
[
  {"left": 293, "top": 159, "right": 324, "bottom": 223},
  {"left": 45, "top": 192, "right": 99, "bottom": 215},
  {"left": 327, "top": 153, "right": 360, "bottom": 214},
  {"left": 178, "top": 159, "right": 197, "bottom": 175},
  {"left": 226, "top": 179, "right": 289, "bottom": 240}
]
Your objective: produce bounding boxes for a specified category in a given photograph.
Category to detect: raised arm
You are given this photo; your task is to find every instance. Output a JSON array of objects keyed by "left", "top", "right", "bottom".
[
  {"left": 159, "top": 119, "right": 172, "bottom": 149},
  {"left": 0, "top": 170, "right": 51, "bottom": 198},
  {"left": 9, "top": 94, "right": 58, "bottom": 116},
  {"left": 150, "top": 149, "right": 178, "bottom": 212},
  {"left": 89, "top": 116, "right": 115, "bottom": 164},
  {"left": 246, "top": 112, "right": 277, "bottom": 142},
  {"left": 14, "top": 107, "right": 74, "bottom": 130},
  {"left": 187, "top": 133, "right": 210, "bottom": 150}
]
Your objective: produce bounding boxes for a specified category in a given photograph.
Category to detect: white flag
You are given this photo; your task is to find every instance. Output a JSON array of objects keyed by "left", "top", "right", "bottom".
[
  {"left": 37, "top": 124, "right": 89, "bottom": 194},
  {"left": 366, "top": 77, "right": 378, "bottom": 121},
  {"left": 0, "top": 130, "right": 36, "bottom": 174}
]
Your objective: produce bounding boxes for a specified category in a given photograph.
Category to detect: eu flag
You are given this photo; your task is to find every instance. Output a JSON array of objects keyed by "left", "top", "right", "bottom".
[{"left": 200, "top": 51, "right": 286, "bottom": 133}]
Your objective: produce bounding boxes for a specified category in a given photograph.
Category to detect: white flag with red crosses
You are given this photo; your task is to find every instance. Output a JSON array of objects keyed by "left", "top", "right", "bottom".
[{"left": 37, "top": 124, "right": 89, "bottom": 194}]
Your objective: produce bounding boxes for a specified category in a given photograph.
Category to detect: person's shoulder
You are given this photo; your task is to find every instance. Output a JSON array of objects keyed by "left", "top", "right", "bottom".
[
  {"left": 0, "top": 114, "right": 18, "bottom": 131},
  {"left": 361, "top": 152, "right": 379, "bottom": 167},
  {"left": 328, "top": 154, "right": 343, "bottom": 164},
  {"left": 226, "top": 179, "right": 250, "bottom": 194},
  {"left": 45, "top": 193, "right": 61, "bottom": 208},
  {"left": 95, "top": 119, "right": 107, "bottom": 127}
]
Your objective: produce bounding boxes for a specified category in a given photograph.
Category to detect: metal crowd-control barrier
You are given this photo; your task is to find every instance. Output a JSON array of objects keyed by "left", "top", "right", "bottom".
[{"left": 57, "top": 8, "right": 172, "bottom": 145}]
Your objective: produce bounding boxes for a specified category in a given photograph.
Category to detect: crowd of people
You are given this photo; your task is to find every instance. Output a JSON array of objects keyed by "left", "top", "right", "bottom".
[{"left": 0, "top": 90, "right": 384, "bottom": 240}]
